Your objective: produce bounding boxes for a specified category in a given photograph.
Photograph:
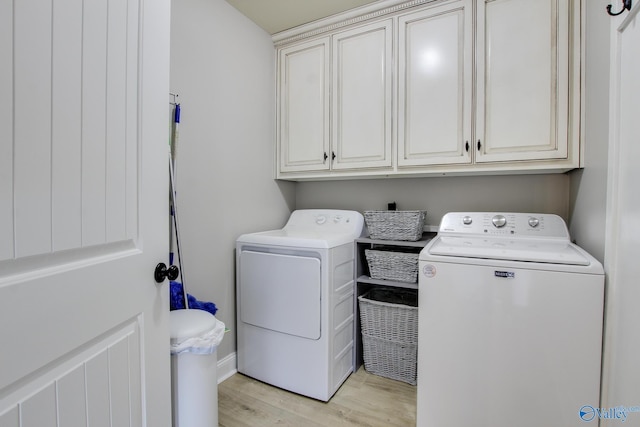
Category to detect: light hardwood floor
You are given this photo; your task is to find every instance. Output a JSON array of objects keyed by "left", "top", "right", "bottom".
[{"left": 218, "top": 367, "right": 416, "bottom": 426}]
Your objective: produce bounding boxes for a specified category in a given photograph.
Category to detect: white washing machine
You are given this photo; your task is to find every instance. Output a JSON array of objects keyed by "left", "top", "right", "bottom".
[
  {"left": 417, "top": 212, "right": 604, "bottom": 427},
  {"left": 236, "top": 209, "right": 364, "bottom": 401}
]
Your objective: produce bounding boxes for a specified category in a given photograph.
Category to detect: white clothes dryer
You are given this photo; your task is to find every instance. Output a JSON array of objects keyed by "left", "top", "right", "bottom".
[
  {"left": 236, "top": 209, "right": 364, "bottom": 401},
  {"left": 417, "top": 212, "right": 605, "bottom": 427}
]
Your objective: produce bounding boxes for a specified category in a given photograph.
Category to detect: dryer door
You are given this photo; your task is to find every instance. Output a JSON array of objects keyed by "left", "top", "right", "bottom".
[{"left": 239, "top": 250, "right": 321, "bottom": 339}]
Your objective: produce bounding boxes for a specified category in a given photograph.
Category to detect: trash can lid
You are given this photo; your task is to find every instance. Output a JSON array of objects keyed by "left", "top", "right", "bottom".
[{"left": 170, "top": 309, "right": 218, "bottom": 342}]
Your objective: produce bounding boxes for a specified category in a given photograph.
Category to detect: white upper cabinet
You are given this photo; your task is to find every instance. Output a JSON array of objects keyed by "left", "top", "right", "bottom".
[
  {"left": 332, "top": 20, "right": 394, "bottom": 170},
  {"left": 475, "top": 0, "right": 572, "bottom": 163},
  {"left": 274, "top": 0, "right": 581, "bottom": 180},
  {"left": 397, "top": 1, "right": 473, "bottom": 167},
  {"left": 278, "top": 37, "right": 330, "bottom": 173}
]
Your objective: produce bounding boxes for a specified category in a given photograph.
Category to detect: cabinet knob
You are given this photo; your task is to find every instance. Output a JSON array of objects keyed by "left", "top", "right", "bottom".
[
  {"left": 465, "top": 141, "right": 469, "bottom": 152},
  {"left": 323, "top": 152, "right": 328, "bottom": 163},
  {"left": 477, "top": 139, "right": 482, "bottom": 151},
  {"left": 332, "top": 151, "right": 336, "bottom": 161}
]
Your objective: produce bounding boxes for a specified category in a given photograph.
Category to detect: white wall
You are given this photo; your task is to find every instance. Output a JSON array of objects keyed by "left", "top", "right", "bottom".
[
  {"left": 568, "top": 0, "right": 611, "bottom": 263},
  {"left": 296, "top": 174, "right": 571, "bottom": 226},
  {"left": 170, "top": 0, "right": 295, "bottom": 360}
]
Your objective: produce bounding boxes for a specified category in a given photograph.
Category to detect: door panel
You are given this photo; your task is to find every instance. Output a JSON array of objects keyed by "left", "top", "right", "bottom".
[
  {"left": 1, "top": 321, "right": 141, "bottom": 427},
  {"left": 7, "top": 0, "right": 139, "bottom": 260},
  {"left": 332, "top": 20, "right": 393, "bottom": 170},
  {"left": 278, "top": 38, "right": 330, "bottom": 173},
  {"left": 476, "top": 0, "right": 570, "bottom": 162},
  {"left": 0, "top": 0, "right": 171, "bottom": 425},
  {"left": 398, "top": 1, "right": 473, "bottom": 167}
]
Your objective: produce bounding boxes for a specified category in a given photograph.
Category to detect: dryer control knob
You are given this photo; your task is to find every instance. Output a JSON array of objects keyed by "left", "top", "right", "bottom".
[
  {"left": 463, "top": 216, "right": 473, "bottom": 225},
  {"left": 492, "top": 215, "right": 507, "bottom": 228},
  {"left": 528, "top": 217, "right": 540, "bottom": 228}
]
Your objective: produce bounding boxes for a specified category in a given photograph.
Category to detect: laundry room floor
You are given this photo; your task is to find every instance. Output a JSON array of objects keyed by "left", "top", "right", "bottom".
[{"left": 218, "top": 367, "right": 416, "bottom": 426}]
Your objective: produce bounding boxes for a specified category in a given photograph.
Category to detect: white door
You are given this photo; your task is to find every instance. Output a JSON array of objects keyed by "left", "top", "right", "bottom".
[
  {"left": 601, "top": 4, "right": 640, "bottom": 425},
  {"left": 0, "top": 1, "right": 171, "bottom": 426},
  {"left": 332, "top": 20, "right": 393, "bottom": 171},
  {"left": 397, "top": 0, "right": 473, "bottom": 167},
  {"left": 475, "top": 0, "right": 571, "bottom": 163},
  {"left": 277, "top": 38, "right": 331, "bottom": 174}
]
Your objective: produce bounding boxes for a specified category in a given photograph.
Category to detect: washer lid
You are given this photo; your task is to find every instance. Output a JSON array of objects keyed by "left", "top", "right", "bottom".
[{"left": 427, "top": 236, "right": 590, "bottom": 265}]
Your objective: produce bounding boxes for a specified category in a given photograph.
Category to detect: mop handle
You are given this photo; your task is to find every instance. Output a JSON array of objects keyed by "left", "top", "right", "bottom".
[{"left": 169, "top": 151, "right": 189, "bottom": 309}]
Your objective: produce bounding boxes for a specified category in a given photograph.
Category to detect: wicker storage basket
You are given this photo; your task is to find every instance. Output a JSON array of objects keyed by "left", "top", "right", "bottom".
[
  {"left": 365, "top": 249, "right": 419, "bottom": 283},
  {"left": 358, "top": 289, "right": 418, "bottom": 385},
  {"left": 364, "top": 210, "right": 426, "bottom": 241},
  {"left": 361, "top": 334, "right": 417, "bottom": 385}
]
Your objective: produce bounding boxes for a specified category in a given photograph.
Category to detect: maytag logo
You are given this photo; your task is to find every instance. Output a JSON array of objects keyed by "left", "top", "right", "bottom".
[{"left": 495, "top": 271, "right": 515, "bottom": 278}]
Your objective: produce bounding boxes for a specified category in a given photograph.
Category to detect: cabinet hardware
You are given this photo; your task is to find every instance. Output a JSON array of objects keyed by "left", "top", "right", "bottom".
[
  {"left": 465, "top": 141, "right": 469, "bottom": 152},
  {"left": 323, "top": 152, "right": 328, "bottom": 163},
  {"left": 477, "top": 140, "right": 482, "bottom": 151},
  {"left": 332, "top": 151, "right": 336, "bottom": 161}
]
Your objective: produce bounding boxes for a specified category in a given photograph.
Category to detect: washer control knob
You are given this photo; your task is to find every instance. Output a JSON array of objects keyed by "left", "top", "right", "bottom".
[
  {"left": 528, "top": 217, "right": 540, "bottom": 228},
  {"left": 462, "top": 216, "right": 473, "bottom": 225},
  {"left": 315, "top": 215, "right": 327, "bottom": 225},
  {"left": 333, "top": 215, "right": 342, "bottom": 223},
  {"left": 492, "top": 215, "right": 507, "bottom": 228}
]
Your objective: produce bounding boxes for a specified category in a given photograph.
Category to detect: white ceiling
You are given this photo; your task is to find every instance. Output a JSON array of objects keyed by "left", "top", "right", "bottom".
[{"left": 225, "top": 0, "right": 380, "bottom": 34}]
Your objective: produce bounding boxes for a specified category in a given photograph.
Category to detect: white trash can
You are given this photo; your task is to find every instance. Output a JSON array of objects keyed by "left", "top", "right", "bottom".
[{"left": 170, "top": 309, "right": 225, "bottom": 427}]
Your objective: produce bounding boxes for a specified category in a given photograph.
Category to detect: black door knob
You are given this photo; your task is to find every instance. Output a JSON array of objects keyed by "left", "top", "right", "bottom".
[{"left": 154, "top": 263, "right": 179, "bottom": 283}]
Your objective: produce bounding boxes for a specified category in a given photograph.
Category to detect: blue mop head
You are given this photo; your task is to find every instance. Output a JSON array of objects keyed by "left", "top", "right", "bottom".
[{"left": 170, "top": 281, "right": 218, "bottom": 316}]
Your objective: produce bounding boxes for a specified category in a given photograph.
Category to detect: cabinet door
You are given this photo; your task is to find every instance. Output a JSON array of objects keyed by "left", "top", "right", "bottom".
[
  {"left": 278, "top": 38, "right": 330, "bottom": 173},
  {"left": 397, "top": 0, "right": 473, "bottom": 167},
  {"left": 332, "top": 20, "right": 393, "bottom": 170},
  {"left": 475, "top": 0, "right": 570, "bottom": 163}
]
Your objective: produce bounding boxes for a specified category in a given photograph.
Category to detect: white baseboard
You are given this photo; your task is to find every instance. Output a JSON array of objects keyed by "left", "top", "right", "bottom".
[{"left": 217, "top": 351, "right": 237, "bottom": 384}]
